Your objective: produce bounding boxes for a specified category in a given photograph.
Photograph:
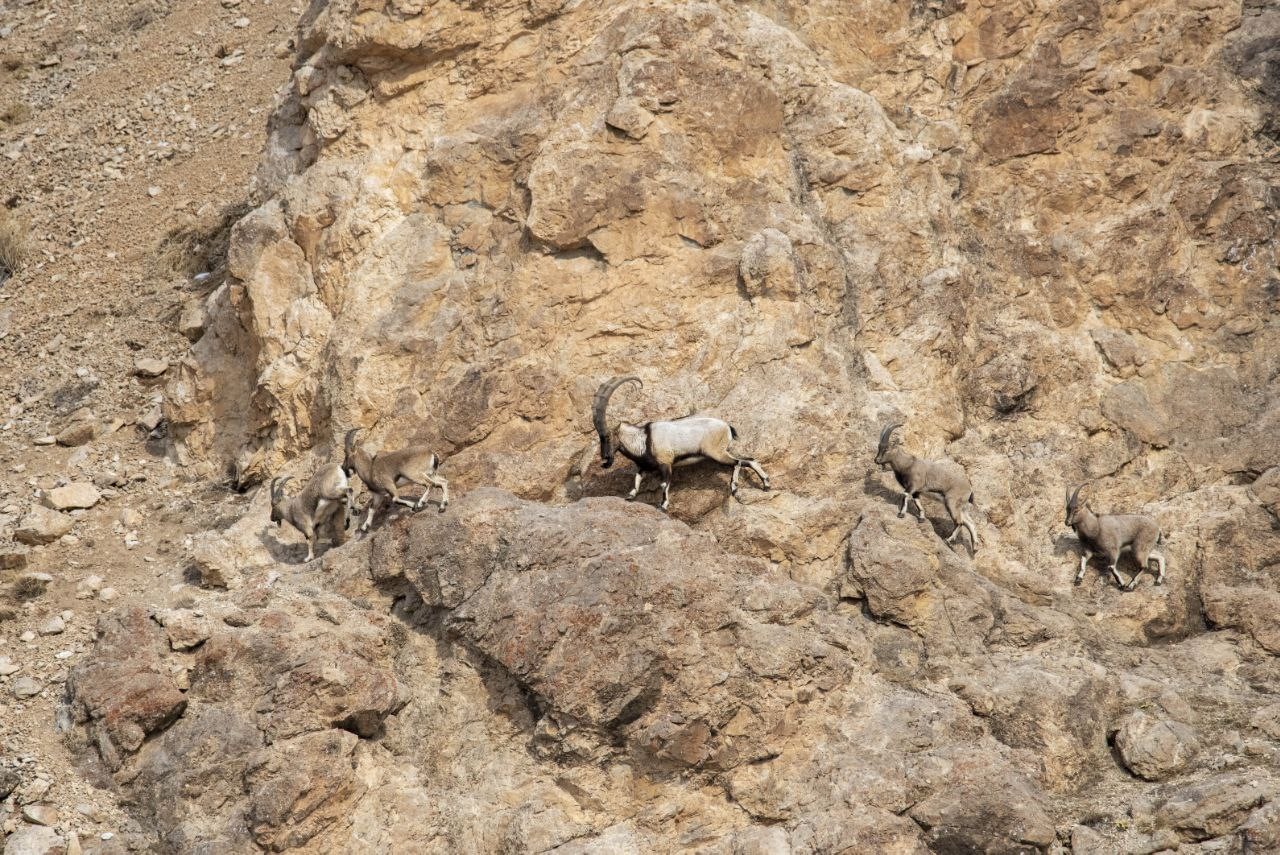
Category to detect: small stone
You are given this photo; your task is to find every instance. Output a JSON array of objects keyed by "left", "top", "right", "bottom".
[
  {"left": 137, "top": 403, "right": 164, "bottom": 432},
  {"left": 132, "top": 357, "right": 169, "bottom": 379},
  {"left": 0, "top": 655, "right": 18, "bottom": 676},
  {"left": 98, "top": 587, "right": 117, "bottom": 602},
  {"left": 155, "top": 609, "right": 211, "bottom": 651},
  {"left": 233, "top": 16, "right": 250, "bottom": 27},
  {"left": 21, "top": 804, "right": 57, "bottom": 826},
  {"left": 76, "top": 575, "right": 103, "bottom": 599},
  {"left": 12, "top": 676, "right": 42, "bottom": 698},
  {"left": 19, "top": 630, "right": 35, "bottom": 642},
  {"left": 15, "top": 506, "right": 74, "bottom": 544},
  {"left": 32, "top": 435, "right": 56, "bottom": 446},
  {"left": 37, "top": 615, "right": 65, "bottom": 635},
  {"left": 147, "top": 186, "right": 161, "bottom": 197},
  {"left": 55, "top": 421, "right": 96, "bottom": 447},
  {"left": 177, "top": 301, "right": 206, "bottom": 341},
  {"left": 42, "top": 482, "right": 101, "bottom": 511}
]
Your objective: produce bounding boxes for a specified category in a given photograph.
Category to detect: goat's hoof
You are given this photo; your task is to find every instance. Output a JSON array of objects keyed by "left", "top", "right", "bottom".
[
  {"left": 896, "top": 511, "right": 904, "bottom": 519},
  {"left": 438, "top": 505, "right": 447, "bottom": 514}
]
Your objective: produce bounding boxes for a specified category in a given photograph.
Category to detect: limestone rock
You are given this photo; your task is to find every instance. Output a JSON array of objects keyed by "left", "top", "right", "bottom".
[
  {"left": 1113, "top": 710, "right": 1199, "bottom": 781},
  {"left": 20, "top": 805, "right": 57, "bottom": 827},
  {"left": 154, "top": 609, "right": 211, "bottom": 651},
  {"left": 54, "top": 421, "right": 95, "bottom": 447},
  {"left": 1, "top": 825, "right": 65, "bottom": 855},
  {"left": 41, "top": 483, "right": 100, "bottom": 511},
  {"left": 13, "top": 677, "right": 43, "bottom": 698},
  {"left": 132, "top": 357, "right": 169, "bottom": 379},
  {"left": 14, "top": 506, "right": 74, "bottom": 544}
]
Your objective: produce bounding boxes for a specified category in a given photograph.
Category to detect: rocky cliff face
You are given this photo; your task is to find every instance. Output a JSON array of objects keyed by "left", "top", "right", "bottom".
[{"left": 62, "top": 0, "right": 1280, "bottom": 851}]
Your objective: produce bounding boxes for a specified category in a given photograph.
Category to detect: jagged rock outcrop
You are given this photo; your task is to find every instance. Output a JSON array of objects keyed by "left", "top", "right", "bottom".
[{"left": 61, "top": 0, "right": 1280, "bottom": 851}]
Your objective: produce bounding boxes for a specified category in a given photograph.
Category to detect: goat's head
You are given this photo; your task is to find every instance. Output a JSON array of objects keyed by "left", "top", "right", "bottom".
[
  {"left": 875, "top": 423, "right": 902, "bottom": 467},
  {"left": 1064, "top": 484, "right": 1087, "bottom": 528},
  {"left": 593, "top": 376, "right": 641, "bottom": 468},
  {"left": 342, "top": 429, "right": 360, "bottom": 476},
  {"left": 269, "top": 477, "right": 291, "bottom": 525}
]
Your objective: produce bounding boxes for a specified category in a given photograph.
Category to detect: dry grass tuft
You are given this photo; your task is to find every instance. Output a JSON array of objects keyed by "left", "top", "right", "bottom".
[{"left": 0, "top": 208, "right": 30, "bottom": 282}]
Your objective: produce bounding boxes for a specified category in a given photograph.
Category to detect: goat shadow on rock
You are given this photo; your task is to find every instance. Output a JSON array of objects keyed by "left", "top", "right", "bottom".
[{"left": 571, "top": 458, "right": 767, "bottom": 512}]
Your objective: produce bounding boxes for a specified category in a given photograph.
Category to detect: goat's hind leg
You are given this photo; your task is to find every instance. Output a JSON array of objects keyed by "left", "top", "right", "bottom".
[
  {"left": 628, "top": 470, "right": 644, "bottom": 500},
  {"left": 1075, "top": 551, "right": 1092, "bottom": 584},
  {"left": 911, "top": 495, "right": 926, "bottom": 521},
  {"left": 658, "top": 463, "right": 673, "bottom": 511},
  {"left": 898, "top": 492, "right": 911, "bottom": 518},
  {"left": 1150, "top": 550, "right": 1166, "bottom": 585}
]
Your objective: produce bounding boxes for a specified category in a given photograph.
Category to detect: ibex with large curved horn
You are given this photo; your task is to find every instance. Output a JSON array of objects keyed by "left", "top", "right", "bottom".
[
  {"left": 343, "top": 429, "right": 448, "bottom": 532},
  {"left": 593, "top": 376, "right": 770, "bottom": 512},
  {"left": 875, "top": 422, "right": 979, "bottom": 551},
  {"left": 1065, "top": 484, "right": 1166, "bottom": 589},
  {"left": 268, "top": 463, "right": 351, "bottom": 562}
]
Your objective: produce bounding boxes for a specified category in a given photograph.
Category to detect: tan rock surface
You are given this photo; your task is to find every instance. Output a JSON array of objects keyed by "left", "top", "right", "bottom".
[{"left": 1, "top": 0, "right": 1275, "bottom": 852}]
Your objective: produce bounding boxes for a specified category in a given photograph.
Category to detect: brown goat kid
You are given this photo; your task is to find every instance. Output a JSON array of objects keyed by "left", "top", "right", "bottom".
[{"left": 343, "top": 429, "right": 449, "bottom": 532}]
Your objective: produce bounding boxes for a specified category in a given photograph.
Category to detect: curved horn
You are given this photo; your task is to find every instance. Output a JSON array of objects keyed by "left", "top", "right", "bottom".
[
  {"left": 877, "top": 422, "right": 903, "bottom": 456},
  {"left": 1067, "top": 483, "right": 1085, "bottom": 509},
  {"left": 270, "top": 477, "right": 285, "bottom": 503},
  {"left": 344, "top": 428, "right": 360, "bottom": 455},
  {"left": 592, "top": 376, "right": 642, "bottom": 439}
]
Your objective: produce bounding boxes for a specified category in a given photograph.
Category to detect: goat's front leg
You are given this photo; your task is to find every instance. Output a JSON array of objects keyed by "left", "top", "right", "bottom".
[
  {"left": 360, "top": 495, "right": 381, "bottom": 532},
  {"left": 659, "top": 464, "right": 673, "bottom": 511},
  {"left": 413, "top": 483, "right": 433, "bottom": 510},
  {"left": 1150, "top": 551, "right": 1166, "bottom": 585},
  {"left": 898, "top": 492, "right": 911, "bottom": 518},
  {"left": 1107, "top": 558, "right": 1130, "bottom": 589},
  {"left": 911, "top": 495, "right": 926, "bottom": 521},
  {"left": 730, "top": 461, "right": 741, "bottom": 494},
  {"left": 1075, "top": 551, "right": 1092, "bottom": 584},
  {"left": 627, "top": 471, "right": 644, "bottom": 500}
]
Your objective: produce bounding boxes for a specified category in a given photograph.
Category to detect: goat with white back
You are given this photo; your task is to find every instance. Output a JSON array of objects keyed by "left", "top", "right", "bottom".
[{"left": 593, "top": 376, "right": 770, "bottom": 511}]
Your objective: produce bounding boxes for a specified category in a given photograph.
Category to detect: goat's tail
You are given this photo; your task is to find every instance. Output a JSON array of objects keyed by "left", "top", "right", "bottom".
[{"left": 729, "top": 425, "right": 739, "bottom": 440}]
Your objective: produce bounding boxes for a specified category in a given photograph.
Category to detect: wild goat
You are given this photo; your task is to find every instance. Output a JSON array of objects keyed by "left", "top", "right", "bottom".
[
  {"left": 269, "top": 463, "right": 352, "bottom": 562},
  {"left": 1065, "top": 484, "right": 1166, "bottom": 589},
  {"left": 875, "top": 423, "right": 979, "bottom": 551},
  {"left": 593, "top": 376, "right": 770, "bottom": 511},
  {"left": 343, "top": 429, "right": 448, "bottom": 532}
]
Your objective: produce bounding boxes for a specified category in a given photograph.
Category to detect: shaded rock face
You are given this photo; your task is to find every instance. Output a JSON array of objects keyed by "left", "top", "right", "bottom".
[{"left": 74, "top": 0, "right": 1280, "bottom": 850}]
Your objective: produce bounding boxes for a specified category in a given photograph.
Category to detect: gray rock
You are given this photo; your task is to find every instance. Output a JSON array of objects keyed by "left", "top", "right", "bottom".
[
  {"left": 13, "top": 676, "right": 43, "bottom": 698},
  {"left": 38, "top": 615, "right": 66, "bottom": 636},
  {"left": 0, "top": 655, "right": 17, "bottom": 675}
]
